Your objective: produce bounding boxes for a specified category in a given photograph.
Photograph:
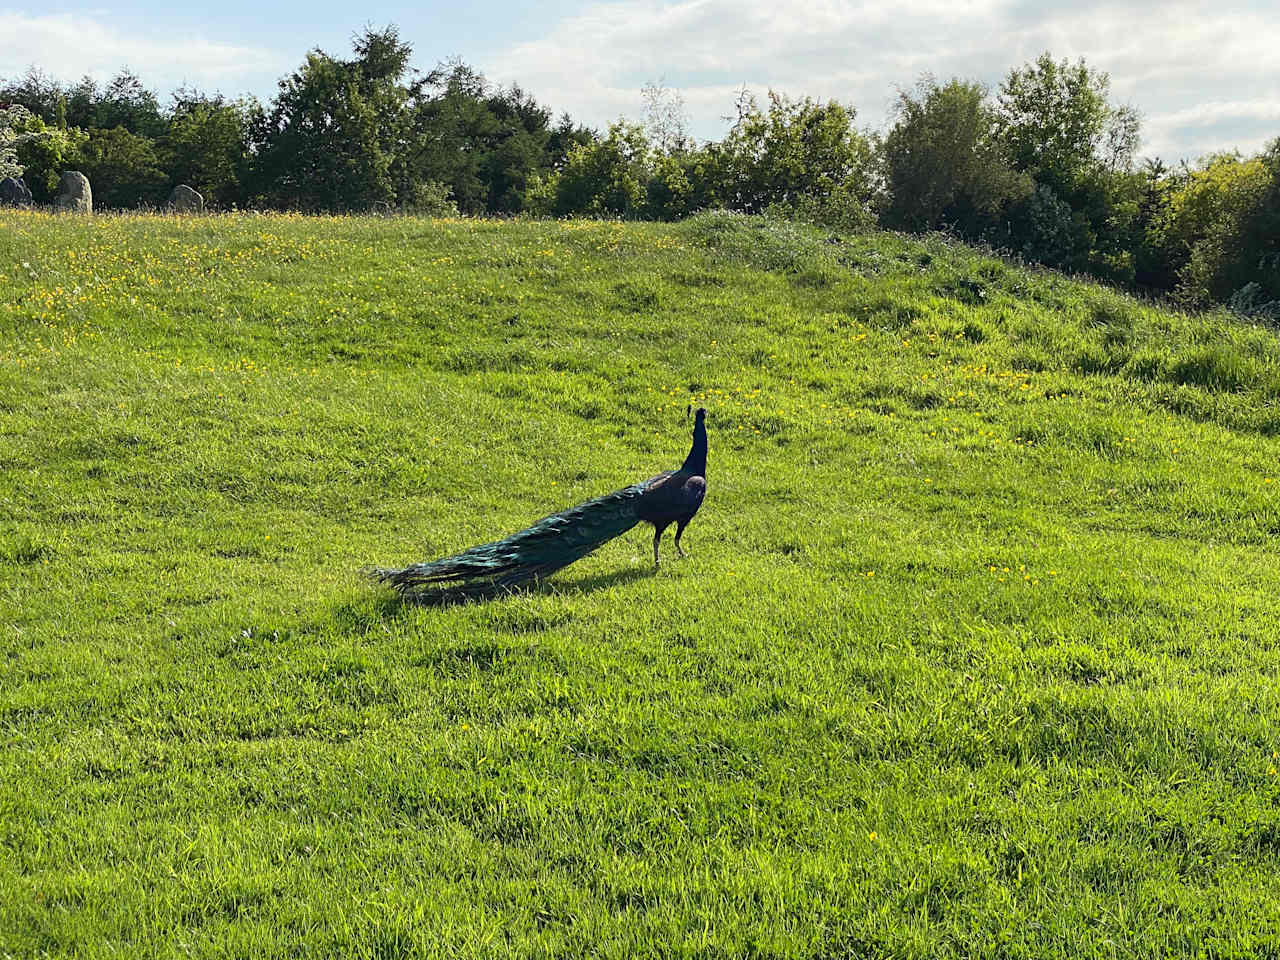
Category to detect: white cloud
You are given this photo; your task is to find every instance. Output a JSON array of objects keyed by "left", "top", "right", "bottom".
[
  {"left": 485, "top": 0, "right": 1280, "bottom": 162},
  {"left": 0, "top": 12, "right": 289, "bottom": 99}
]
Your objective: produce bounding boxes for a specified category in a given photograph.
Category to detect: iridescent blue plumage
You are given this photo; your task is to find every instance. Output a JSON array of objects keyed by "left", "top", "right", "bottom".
[{"left": 374, "top": 409, "right": 707, "bottom": 597}]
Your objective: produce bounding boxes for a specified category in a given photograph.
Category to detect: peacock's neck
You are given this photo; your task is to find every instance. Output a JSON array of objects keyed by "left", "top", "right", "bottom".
[{"left": 681, "top": 417, "right": 707, "bottom": 476}]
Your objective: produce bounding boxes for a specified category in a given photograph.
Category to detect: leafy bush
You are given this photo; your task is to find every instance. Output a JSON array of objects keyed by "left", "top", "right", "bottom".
[
  {"left": 0, "top": 105, "right": 85, "bottom": 200},
  {"left": 704, "top": 91, "right": 876, "bottom": 222},
  {"left": 402, "top": 179, "right": 458, "bottom": 217},
  {"left": 779, "top": 179, "right": 876, "bottom": 232},
  {"left": 1229, "top": 282, "right": 1280, "bottom": 321},
  {"left": 1152, "top": 143, "right": 1280, "bottom": 309},
  {"left": 1014, "top": 183, "right": 1078, "bottom": 267},
  {"left": 161, "top": 92, "right": 256, "bottom": 207},
  {"left": 540, "top": 122, "right": 650, "bottom": 218},
  {"left": 0, "top": 105, "right": 22, "bottom": 179},
  {"left": 74, "top": 125, "right": 168, "bottom": 208},
  {"left": 645, "top": 154, "right": 696, "bottom": 221}
]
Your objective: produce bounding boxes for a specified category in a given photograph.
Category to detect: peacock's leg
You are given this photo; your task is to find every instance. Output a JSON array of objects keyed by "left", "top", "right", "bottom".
[
  {"left": 674, "top": 521, "right": 688, "bottom": 558},
  {"left": 652, "top": 527, "right": 662, "bottom": 566}
]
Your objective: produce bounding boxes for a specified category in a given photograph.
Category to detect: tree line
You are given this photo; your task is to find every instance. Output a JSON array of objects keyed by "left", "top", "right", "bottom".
[{"left": 1, "top": 26, "right": 1276, "bottom": 316}]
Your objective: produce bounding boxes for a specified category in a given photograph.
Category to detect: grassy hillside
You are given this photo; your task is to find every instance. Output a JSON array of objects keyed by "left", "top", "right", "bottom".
[{"left": 3, "top": 209, "right": 1280, "bottom": 958}]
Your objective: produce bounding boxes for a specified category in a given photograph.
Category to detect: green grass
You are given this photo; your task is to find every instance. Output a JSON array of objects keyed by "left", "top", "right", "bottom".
[{"left": 4, "top": 208, "right": 1280, "bottom": 958}]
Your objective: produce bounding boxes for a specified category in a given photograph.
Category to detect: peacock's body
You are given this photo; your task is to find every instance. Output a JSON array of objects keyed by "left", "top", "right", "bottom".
[{"left": 374, "top": 408, "right": 707, "bottom": 597}]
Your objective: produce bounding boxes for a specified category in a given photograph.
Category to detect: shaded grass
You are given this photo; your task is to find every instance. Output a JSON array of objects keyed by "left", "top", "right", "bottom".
[{"left": 3, "top": 210, "right": 1280, "bottom": 957}]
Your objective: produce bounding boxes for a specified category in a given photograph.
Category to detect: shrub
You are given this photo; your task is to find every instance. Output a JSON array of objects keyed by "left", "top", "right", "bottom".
[
  {"left": 705, "top": 91, "right": 876, "bottom": 220},
  {"left": 1152, "top": 152, "right": 1272, "bottom": 306},
  {"left": 0, "top": 106, "right": 22, "bottom": 179},
  {"left": 544, "top": 122, "right": 649, "bottom": 218},
  {"left": 74, "top": 125, "right": 167, "bottom": 208},
  {"left": 402, "top": 179, "right": 458, "bottom": 216},
  {"left": 1014, "top": 183, "right": 1078, "bottom": 267},
  {"left": 1, "top": 105, "right": 85, "bottom": 200},
  {"left": 645, "top": 154, "right": 695, "bottom": 220}
]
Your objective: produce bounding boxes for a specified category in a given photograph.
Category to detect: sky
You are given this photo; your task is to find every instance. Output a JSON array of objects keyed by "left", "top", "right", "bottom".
[{"left": 2, "top": 1, "right": 1277, "bottom": 163}]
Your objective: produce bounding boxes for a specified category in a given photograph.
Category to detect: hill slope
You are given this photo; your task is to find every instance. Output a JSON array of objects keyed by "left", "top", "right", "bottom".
[{"left": 3, "top": 210, "right": 1280, "bottom": 958}]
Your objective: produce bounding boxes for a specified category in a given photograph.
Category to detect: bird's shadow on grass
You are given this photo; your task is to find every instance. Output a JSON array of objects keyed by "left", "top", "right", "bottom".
[{"left": 356, "top": 563, "right": 657, "bottom": 613}]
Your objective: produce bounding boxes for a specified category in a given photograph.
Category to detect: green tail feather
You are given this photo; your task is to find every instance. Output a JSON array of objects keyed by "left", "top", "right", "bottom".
[{"left": 373, "top": 482, "right": 648, "bottom": 594}]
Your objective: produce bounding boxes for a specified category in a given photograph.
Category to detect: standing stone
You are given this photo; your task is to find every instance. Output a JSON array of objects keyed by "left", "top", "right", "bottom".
[
  {"left": 168, "top": 184, "right": 204, "bottom": 214},
  {"left": 53, "top": 171, "right": 92, "bottom": 213},
  {"left": 0, "top": 176, "right": 33, "bottom": 207}
]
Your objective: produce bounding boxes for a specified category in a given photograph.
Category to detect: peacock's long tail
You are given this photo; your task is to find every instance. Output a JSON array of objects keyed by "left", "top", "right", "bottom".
[{"left": 372, "top": 482, "right": 650, "bottom": 595}]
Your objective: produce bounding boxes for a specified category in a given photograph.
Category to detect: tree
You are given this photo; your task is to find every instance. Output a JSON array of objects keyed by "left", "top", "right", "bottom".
[
  {"left": 75, "top": 126, "right": 167, "bottom": 207},
  {"left": 162, "top": 91, "right": 257, "bottom": 206},
  {"left": 405, "top": 62, "right": 570, "bottom": 214},
  {"left": 995, "top": 54, "right": 1137, "bottom": 189},
  {"left": 92, "top": 70, "right": 165, "bottom": 138},
  {"left": 994, "top": 54, "right": 1144, "bottom": 278},
  {"left": 0, "top": 104, "right": 85, "bottom": 200},
  {"left": 705, "top": 91, "right": 876, "bottom": 227},
  {"left": 0, "top": 106, "right": 24, "bottom": 179},
  {"left": 547, "top": 112, "right": 596, "bottom": 167},
  {"left": 405, "top": 60, "right": 498, "bottom": 213},
  {"left": 641, "top": 79, "right": 691, "bottom": 155},
  {"left": 536, "top": 121, "right": 651, "bottom": 217},
  {"left": 250, "top": 26, "right": 418, "bottom": 210},
  {"left": 1130, "top": 158, "right": 1180, "bottom": 291},
  {"left": 1152, "top": 147, "right": 1280, "bottom": 308},
  {"left": 0, "top": 67, "right": 64, "bottom": 121},
  {"left": 880, "top": 76, "right": 1030, "bottom": 236},
  {"left": 63, "top": 76, "right": 101, "bottom": 130},
  {"left": 476, "top": 82, "right": 554, "bottom": 214}
]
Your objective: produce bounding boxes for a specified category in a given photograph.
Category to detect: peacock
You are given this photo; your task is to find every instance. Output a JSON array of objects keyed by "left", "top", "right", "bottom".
[{"left": 373, "top": 408, "right": 707, "bottom": 597}]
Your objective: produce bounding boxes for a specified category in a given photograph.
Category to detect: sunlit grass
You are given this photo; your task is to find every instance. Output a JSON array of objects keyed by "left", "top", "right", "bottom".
[{"left": 3, "top": 209, "right": 1280, "bottom": 957}]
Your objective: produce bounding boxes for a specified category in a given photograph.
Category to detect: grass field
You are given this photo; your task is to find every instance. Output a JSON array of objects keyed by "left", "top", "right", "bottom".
[{"left": 4, "top": 208, "right": 1280, "bottom": 958}]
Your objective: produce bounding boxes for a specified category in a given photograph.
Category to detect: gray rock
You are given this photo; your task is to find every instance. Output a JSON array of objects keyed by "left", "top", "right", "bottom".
[
  {"left": 0, "top": 176, "right": 32, "bottom": 206},
  {"left": 168, "top": 183, "right": 204, "bottom": 214},
  {"left": 53, "top": 171, "right": 91, "bottom": 213}
]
